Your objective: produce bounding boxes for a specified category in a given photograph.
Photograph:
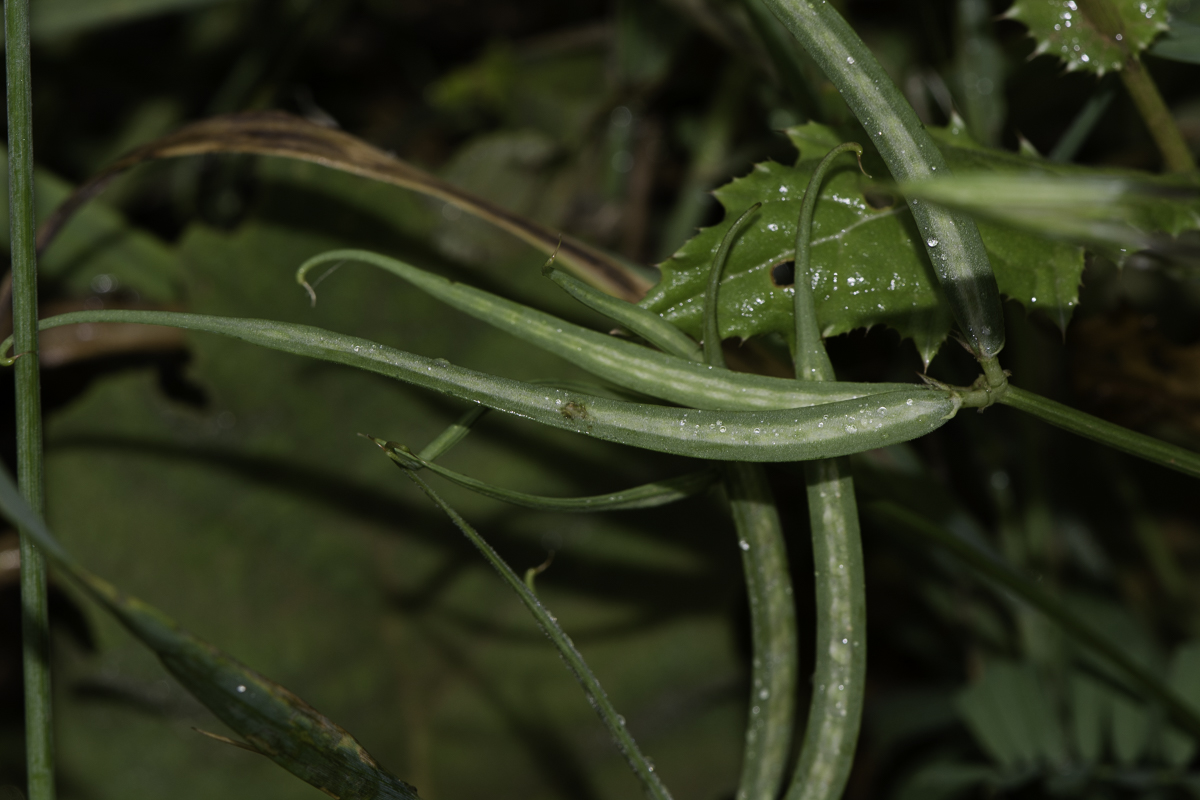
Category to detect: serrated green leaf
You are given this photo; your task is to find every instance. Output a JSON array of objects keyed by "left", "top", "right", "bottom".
[
  {"left": 1005, "top": 0, "right": 1169, "bottom": 75},
  {"left": 640, "top": 123, "right": 1085, "bottom": 364}
]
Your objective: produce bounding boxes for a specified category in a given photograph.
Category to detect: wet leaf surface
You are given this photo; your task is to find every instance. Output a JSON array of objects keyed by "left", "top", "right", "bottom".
[{"left": 639, "top": 123, "right": 1085, "bottom": 365}]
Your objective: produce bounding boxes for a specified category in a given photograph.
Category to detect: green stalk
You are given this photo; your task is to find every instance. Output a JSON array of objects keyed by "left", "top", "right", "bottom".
[
  {"left": 788, "top": 144, "right": 867, "bottom": 800},
  {"left": 704, "top": 209, "right": 797, "bottom": 800},
  {"left": 400, "top": 469, "right": 673, "bottom": 800},
  {"left": 999, "top": 386, "right": 1200, "bottom": 480},
  {"left": 5, "top": 0, "right": 54, "bottom": 795},
  {"left": 1119, "top": 59, "right": 1196, "bottom": 173}
]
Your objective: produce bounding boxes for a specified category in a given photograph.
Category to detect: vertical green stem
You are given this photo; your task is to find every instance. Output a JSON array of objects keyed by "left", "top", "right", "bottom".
[
  {"left": 5, "top": 0, "right": 53, "bottom": 796},
  {"left": 704, "top": 208, "right": 797, "bottom": 800},
  {"left": 1120, "top": 58, "right": 1196, "bottom": 173},
  {"left": 787, "top": 144, "right": 867, "bottom": 800}
]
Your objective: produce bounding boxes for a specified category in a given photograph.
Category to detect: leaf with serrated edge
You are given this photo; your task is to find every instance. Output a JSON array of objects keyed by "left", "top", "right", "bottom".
[
  {"left": 1004, "top": 0, "right": 1168, "bottom": 75},
  {"left": 641, "top": 122, "right": 1085, "bottom": 365}
]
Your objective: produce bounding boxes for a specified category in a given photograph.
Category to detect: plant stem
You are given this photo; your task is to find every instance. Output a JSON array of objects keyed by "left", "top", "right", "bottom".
[
  {"left": 1120, "top": 57, "right": 1196, "bottom": 173},
  {"left": 401, "top": 469, "right": 673, "bottom": 800},
  {"left": 870, "top": 501, "right": 1200, "bottom": 741},
  {"left": 999, "top": 386, "right": 1200, "bottom": 479},
  {"left": 6, "top": 0, "right": 54, "bottom": 795}
]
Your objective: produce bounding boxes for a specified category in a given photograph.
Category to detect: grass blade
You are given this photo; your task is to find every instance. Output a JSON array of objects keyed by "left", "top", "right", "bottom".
[
  {"left": 37, "top": 110, "right": 651, "bottom": 301},
  {"left": 297, "top": 249, "right": 911, "bottom": 412},
  {"left": 0, "top": 461, "right": 421, "bottom": 799},
  {"left": 396, "top": 467, "right": 674, "bottom": 800},
  {"left": 369, "top": 436, "right": 718, "bottom": 512},
  {"left": 703, "top": 203, "right": 761, "bottom": 366},
  {"left": 10, "top": 310, "right": 960, "bottom": 463},
  {"left": 869, "top": 501, "right": 1200, "bottom": 742},
  {"left": 5, "top": 0, "right": 54, "bottom": 794}
]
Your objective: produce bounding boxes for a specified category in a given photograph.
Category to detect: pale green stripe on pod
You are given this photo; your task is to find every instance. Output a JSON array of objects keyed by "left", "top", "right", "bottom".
[
  {"left": 17, "top": 310, "right": 960, "bottom": 463},
  {"left": 544, "top": 265, "right": 704, "bottom": 362},
  {"left": 297, "top": 249, "right": 914, "bottom": 412},
  {"left": 371, "top": 437, "right": 718, "bottom": 512},
  {"left": 726, "top": 461, "right": 797, "bottom": 800},
  {"left": 757, "top": 0, "right": 1005, "bottom": 359},
  {"left": 790, "top": 457, "right": 866, "bottom": 800}
]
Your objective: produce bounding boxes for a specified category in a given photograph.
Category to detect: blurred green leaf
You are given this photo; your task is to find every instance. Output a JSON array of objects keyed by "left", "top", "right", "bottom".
[
  {"left": 1150, "top": 19, "right": 1200, "bottom": 62},
  {"left": 1068, "top": 673, "right": 1110, "bottom": 763},
  {"left": 29, "top": 0, "right": 246, "bottom": 40},
  {"left": 0, "top": 458, "right": 420, "bottom": 799},
  {"left": 1004, "top": 0, "right": 1169, "bottom": 75},
  {"left": 956, "top": 660, "right": 1068, "bottom": 771},
  {"left": 1164, "top": 642, "right": 1200, "bottom": 766}
]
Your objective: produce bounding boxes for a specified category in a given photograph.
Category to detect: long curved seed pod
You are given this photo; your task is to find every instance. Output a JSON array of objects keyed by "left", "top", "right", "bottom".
[
  {"left": 789, "top": 146, "right": 868, "bottom": 800},
  {"left": 703, "top": 209, "right": 797, "bottom": 800},
  {"left": 790, "top": 459, "right": 865, "bottom": 800},
  {"left": 7, "top": 310, "right": 960, "bottom": 462},
  {"left": 757, "top": 0, "right": 1005, "bottom": 361},
  {"left": 370, "top": 437, "right": 718, "bottom": 512},
  {"left": 0, "top": 460, "right": 422, "bottom": 799},
  {"left": 725, "top": 461, "right": 797, "bottom": 800},
  {"left": 703, "top": 203, "right": 762, "bottom": 366},
  {"left": 793, "top": 144, "right": 861, "bottom": 383},
  {"left": 544, "top": 265, "right": 704, "bottom": 362},
  {"left": 871, "top": 501, "right": 1200, "bottom": 741},
  {"left": 397, "top": 467, "right": 674, "bottom": 800},
  {"left": 297, "top": 249, "right": 915, "bottom": 412}
]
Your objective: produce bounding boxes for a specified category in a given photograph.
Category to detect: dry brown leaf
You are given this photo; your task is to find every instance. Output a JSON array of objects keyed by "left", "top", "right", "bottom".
[{"left": 38, "top": 110, "right": 652, "bottom": 302}]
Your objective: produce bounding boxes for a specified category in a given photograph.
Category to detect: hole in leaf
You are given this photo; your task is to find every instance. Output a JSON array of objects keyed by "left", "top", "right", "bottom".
[
  {"left": 771, "top": 260, "right": 795, "bottom": 287},
  {"left": 863, "top": 189, "right": 896, "bottom": 209}
]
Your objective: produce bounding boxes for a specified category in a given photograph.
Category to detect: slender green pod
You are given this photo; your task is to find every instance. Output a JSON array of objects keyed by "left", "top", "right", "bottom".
[
  {"left": 298, "top": 250, "right": 914, "bottom": 412},
  {"left": 703, "top": 204, "right": 762, "bottom": 366},
  {"left": 757, "top": 0, "right": 1005, "bottom": 360},
  {"left": 793, "top": 143, "right": 862, "bottom": 383},
  {"left": 725, "top": 461, "right": 797, "bottom": 800},
  {"left": 702, "top": 207, "right": 797, "bottom": 800},
  {"left": 399, "top": 468, "right": 674, "bottom": 800},
  {"left": 791, "top": 458, "right": 866, "bottom": 800},
  {"left": 371, "top": 437, "right": 718, "bottom": 512},
  {"left": 787, "top": 148, "right": 869, "bottom": 800},
  {"left": 544, "top": 265, "right": 703, "bottom": 362},
  {"left": 9, "top": 310, "right": 960, "bottom": 463}
]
